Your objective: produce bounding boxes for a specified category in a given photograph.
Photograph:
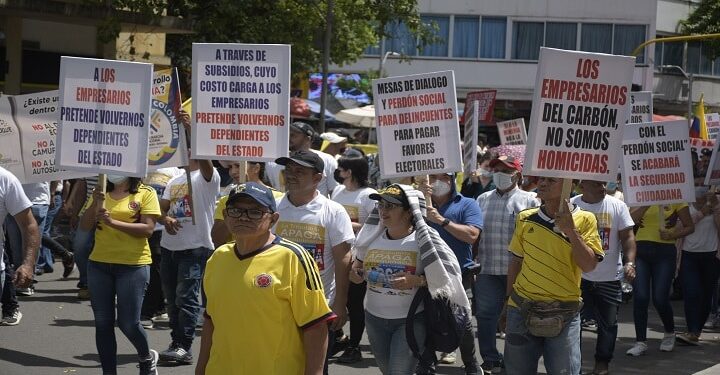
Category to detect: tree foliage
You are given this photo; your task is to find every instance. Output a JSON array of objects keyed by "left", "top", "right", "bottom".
[{"left": 681, "top": 0, "right": 720, "bottom": 59}]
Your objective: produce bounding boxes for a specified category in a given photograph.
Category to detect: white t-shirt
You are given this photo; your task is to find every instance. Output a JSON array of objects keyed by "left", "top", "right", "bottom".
[
  {"left": 22, "top": 182, "right": 50, "bottom": 205},
  {"left": 682, "top": 205, "right": 719, "bottom": 253},
  {"left": 571, "top": 195, "right": 634, "bottom": 282},
  {"left": 330, "top": 185, "right": 377, "bottom": 225},
  {"left": 275, "top": 192, "right": 355, "bottom": 304},
  {"left": 358, "top": 231, "right": 424, "bottom": 319},
  {"left": 161, "top": 169, "right": 220, "bottom": 250},
  {"left": 144, "top": 167, "right": 184, "bottom": 232},
  {"left": 0, "top": 168, "right": 33, "bottom": 272},
  {"left": 264, "top": 149, "right": 339, "bottom": 196}
]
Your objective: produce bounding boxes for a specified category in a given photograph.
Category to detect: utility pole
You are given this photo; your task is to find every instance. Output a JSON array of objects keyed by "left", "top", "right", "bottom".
[{"left": 318, "top": 0, "right": 334, "bottom": 134}]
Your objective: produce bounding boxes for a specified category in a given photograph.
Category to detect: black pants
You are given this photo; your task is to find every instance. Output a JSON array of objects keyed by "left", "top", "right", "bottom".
[
  {"left": 141, "top": 231, "right": 165, "bottom": 317},
  {"left": 347, "top": 281, "right": 367, "bottom": 347},
  {"left": 1, "top": 250, "right": 18, "bottom": 315}
]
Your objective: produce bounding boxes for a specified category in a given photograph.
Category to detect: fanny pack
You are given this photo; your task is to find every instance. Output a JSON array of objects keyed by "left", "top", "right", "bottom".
[{"left": 511, "top": 291, "right": 582, "bottom": 338}]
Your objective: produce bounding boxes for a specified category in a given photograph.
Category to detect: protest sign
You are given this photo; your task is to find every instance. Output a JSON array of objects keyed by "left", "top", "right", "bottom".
[
  {"left": 56, "top": 57, "right": 153, "bottom": 177},
  {"left": 628, "top": 91, "right": 652, "bottom": 124},
  {"left": 149, "top": 68, "right": 189, "bottom": 170},
  {"left": 706, "top": 113, "right": 720, "bottom": 140},
  {"left": 497, "top": 118, "right": 527, "bottom": 145},
  {"left": 373, "top": 70, "right": 462, "bottom": 179},
  {"left": 524, "top": 48, "right": 635, "bottom": 181},
  {"left": 463, "top": 90, "right": 496, "bottom": 124},
  {"left": 621, "top": 120, "right": 694, "bottom": 206},
  {"left": 462, "top": 101, "right": 479, "bottom": 177},
  {"left": 690, "top": 137, "right": 715, "bottom": 155},
  {"left": 0, "top": 96, "right": 24, "bottom": 178},
  {"left": 705, "top": 137, "right": 720, "bottom": 185},
  {"left": 191, "top": 43, "right": 290, "bottom": 162}
]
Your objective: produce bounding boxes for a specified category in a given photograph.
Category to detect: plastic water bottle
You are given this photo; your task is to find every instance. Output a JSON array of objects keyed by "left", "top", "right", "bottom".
[
  {"left": 621, "top": 278, "right": 633, "bottom": 293},
  {"left": 366, "top": 270, "right": 388, "bottom": 284}
]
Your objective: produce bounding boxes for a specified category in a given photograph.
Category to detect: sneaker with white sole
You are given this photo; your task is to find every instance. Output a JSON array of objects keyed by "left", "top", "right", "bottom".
[
  {"left": 152, "top": 313, "right": 169, "bottom": 323},
  {"left": 138, "top": 349, "right": 159, "bottom": 375},
  {"left": 439, "top": 351, "right": 457, "bottom": 364},
  {"left": 626, "top": 341, "right": 647, "bottom": 356},
  {"left": 660, "top": 332, "right": 676, "bottom": 352},
  {"left": 159, "top": 343, "right": 193, "bottom": 364},
  {"left": 1, "top": 309, "right": 22, "bottom": 326}
]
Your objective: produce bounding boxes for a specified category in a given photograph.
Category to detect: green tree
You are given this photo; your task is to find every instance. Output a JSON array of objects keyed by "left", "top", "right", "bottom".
[{"left": 681, "top": 0, "right": 720, "bottom": 59}]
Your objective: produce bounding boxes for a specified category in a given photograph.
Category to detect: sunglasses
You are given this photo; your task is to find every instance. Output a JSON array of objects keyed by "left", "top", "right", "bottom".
[{"left": 226, "top": 207, "right": 271, "bottom": 220}]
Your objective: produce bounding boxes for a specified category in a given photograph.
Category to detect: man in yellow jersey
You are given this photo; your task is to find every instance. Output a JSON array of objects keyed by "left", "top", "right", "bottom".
[
  {"left": 503, "top": 177, "right": 604, "bottom": 374},
  {"left": 196, "top": 182, "right": 334, "bottom": 375}
]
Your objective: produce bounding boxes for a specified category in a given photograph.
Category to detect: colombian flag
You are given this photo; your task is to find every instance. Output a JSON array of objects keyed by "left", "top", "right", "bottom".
[{"left": 690, "top": 94, "right": 709, "bottom": 139}]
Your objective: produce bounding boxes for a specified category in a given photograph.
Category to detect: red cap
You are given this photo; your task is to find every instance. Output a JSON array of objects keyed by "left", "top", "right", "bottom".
[{"left": 489, "top": 155, "right": 522, "bottom": 172}]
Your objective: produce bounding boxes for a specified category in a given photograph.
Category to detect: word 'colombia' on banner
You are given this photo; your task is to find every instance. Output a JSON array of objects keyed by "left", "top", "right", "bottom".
[{"left": 524, "top": 47, "right": 635, "bottom": 181}]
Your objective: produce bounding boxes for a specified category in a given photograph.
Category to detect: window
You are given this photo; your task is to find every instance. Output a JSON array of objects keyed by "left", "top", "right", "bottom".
[
  {"left": 386, "top": 21, "right": 416, "bottom": 56},
  {"left": 614, "top": 25, "right": 646, "bottom": 63},
  {"left": 581, "top": 23, "right": 612, "bottom": 54},
  {"left": 420, "top": 16, "right": 449, "bottom": 57},
  {"left": 687, "top": 41, "right": 702, "bottom": 74},
  {"left": 512, "top": 22, "right": 543, "bottom": 60},
  {"left": 662, "top": 42, "right": 683, "bottom": 67},
  {"left": 453, "top": 16, "right": 479, "bottom": 58},
  {"left": 481, "top": 17, "right": 506, "bottom": 58},
  {"left": 364, "top": 43, "right": 381, "bottom": 56},
  {"left": 545, "top": 22, "right": 576, "bottom": 50}
]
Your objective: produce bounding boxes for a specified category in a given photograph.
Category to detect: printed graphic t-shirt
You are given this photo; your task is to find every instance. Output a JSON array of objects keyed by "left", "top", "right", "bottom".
[
  {"left": 572, "top": 195, "right": 634, "bottom": 282},
  {"left": 358, "top": 231, "right": 423, "bottom": 319},
  {"left": 143, "top": 167, "right": 184, "bottom": 231},
  {"left": 161, "top": 169, "right": 220, "bottom": 250},
  {"left": 330, "top": 185, "right": 377, "bottom": 225},
  {"left": 635, "top": 203, "right": 688, "bottom": 244},
  {"left": 89, "top": 185, "right": 161, "bottom": 265},
  {"left": 274, "top": 193, "right": 355, "bottom": 304}
]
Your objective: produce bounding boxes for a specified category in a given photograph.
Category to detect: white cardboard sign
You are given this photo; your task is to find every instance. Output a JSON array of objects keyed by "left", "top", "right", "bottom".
[
  {"left": 621, "top": 120, "right": 694, "bottom": 206},
  {"left": 56, "top": 57, "right": 153, "bottom": 177},
  {"left": 524, "top": 48, "right": 635, "bottom": 181},
  {"left": 191, "top": 43, "right": 290, "bottom": 162},
  {"left": 627, "top": 91, "right": 653, "bottom": 124},
  {"left": 497, "top": 118, "right": 527, "bottom": 145},
  {"left": 373, "top": 70, "right": 462, "bottom": 178}
]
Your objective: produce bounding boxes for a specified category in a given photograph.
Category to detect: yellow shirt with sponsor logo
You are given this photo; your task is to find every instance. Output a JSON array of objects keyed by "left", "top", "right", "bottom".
[
  {"left": 635, "top": 203, "right": 688, "bottom": 244},
  {"left": 508, "top": 206, "right": 603, "bottom": 305},
  {"left": 203, "top": 237, "right": 333, "bottom": 375},
  {"left": 89, "top": 185, "right": 161, "bottom": 265}
]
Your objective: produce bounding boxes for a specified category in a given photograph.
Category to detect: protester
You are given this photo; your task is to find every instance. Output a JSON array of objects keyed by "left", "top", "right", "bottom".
[
  {"left": 606, "top": 175, "right": 624, "bottom": 202},
  {"left": 196, "top": 182, "right": 334, "bottom": 375},
  {"left": 157, "top": 148, "right": 220, "bottom": 365},
  {"left": 460, "top": 151, "right": 497, "bottom": 199},
  {"left": 321, "top": 132, "right": 348, "bottom": 158},
  {"left": 0, "top": 167, "right": 40, "bottom": 325},
  {"left": 474, "top": 155, "right": 538, "bottom": 373},
  {"left": 419, "top": 173, "right": 481, "bottom": 374},
  {"left": 66, "top": 176, "right": 99, "bottom": 300},
  {"left": 504, "top": 176, "right": 603, "bottom": 374},
  {"left": 627, "top": 203, "right": 694, "bottom": 355},
  {"left": 79, "top": 176, "right": 161, "bottom": 375},
  {"left": 330, "top": 154, "right": 377, "bottom": 363},
  {"left": 274, "top": 150, "right": 354, "bottom": 374},
  {"left": 350, "top": 184, "right": 469, "bottom": 375},
  {"left": 676, "top": 186, "right": 720, "bottom": 346},
  {"left": 572, "top": 180, "right": 636, "bottom": 375}
]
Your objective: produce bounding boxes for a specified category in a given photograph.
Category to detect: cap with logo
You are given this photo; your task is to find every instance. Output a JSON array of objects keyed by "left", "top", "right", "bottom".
[
  {"left": 369, "top": 184, "right": 410, "bottom": 208},
  {"left": 227, "top": 182, "right": 277, "bottom": 212},
  {"left": 489, "top": 155, "right": 522, "bottom": 172}
]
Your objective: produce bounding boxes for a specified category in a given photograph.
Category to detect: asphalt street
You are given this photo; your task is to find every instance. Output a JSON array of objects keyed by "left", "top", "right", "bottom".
[{"left": 1, "top": 265, "right": 720, "bottom": 374}]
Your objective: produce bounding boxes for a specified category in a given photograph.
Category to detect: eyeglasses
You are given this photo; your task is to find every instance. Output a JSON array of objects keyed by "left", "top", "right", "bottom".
[
  {"left": 377, "top": 201, "right": 401, "bottom": 210},
  {"left": 225, "top": 207, "right": 271, "bottom": 220}
]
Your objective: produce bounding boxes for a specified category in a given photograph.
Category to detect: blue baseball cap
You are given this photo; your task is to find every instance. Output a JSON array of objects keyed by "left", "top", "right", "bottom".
[{"left": 226, "top": 182, "right": 277, "bottom": 212}]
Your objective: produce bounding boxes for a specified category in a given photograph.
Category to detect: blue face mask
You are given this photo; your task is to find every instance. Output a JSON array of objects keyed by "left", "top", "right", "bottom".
[{"left": 606, "top": 182, "right": 617, "bottom": 191}]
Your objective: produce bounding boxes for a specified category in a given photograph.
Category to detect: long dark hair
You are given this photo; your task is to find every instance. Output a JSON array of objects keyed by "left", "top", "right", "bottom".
[
  {"left": 108, "top": 177, "right": 142, "bottom": 194},
  {"left": 338, "top": 155, "right": 369, "bottom": 188},
  {"left": 249, "top": 161, "right": 272, "bottom": 186}
]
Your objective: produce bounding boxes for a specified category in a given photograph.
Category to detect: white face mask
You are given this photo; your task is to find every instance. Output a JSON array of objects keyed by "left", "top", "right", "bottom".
[
  {"left": 493, "top": 172, "right": 516, "bottom": 190},
  {"left": 431, "top": 180, "right": 452, "bottom": 196},
  {"left": 107, "top": 174, "right": 128, "bottom": 184}
]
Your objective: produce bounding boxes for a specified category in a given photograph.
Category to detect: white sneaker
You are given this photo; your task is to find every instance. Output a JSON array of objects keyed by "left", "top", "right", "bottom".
[
  {"left": 439, "top": 351, "right": 456, "bottom": 364},
  {"left": 660, "top": 333, "right": 676, "bottom": 352},
  {"left": 626, "top": 341, "right": 648, "bottom": 356}
]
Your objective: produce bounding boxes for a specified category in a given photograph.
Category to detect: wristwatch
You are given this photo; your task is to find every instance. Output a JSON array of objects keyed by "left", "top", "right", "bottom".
[
  {"left": 441, "top": 218, "right": 451, "bottom": 227},
  {"left": 625, "top": 262, "right": 636, "bottom": 269}
]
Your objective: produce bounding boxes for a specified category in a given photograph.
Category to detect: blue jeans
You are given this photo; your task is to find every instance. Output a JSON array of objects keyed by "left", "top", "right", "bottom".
[
  {"left": 6, "top": 204, "right": 48, "bottom": 269},
  {"left": 474, "top": 274, "right": 507, "bottom": 363},
  {"left": 365, "top": 311, "right": 426, "bottom": 375},
  {"left": 87, "top": 260, "right": 150, "bottom": 374},
  {"left": 504, "top": 306, "right": 581, "bottom": 375},
  {"left": 73, "top": 228, "right": 95, "bottom": 288},
  {"left": 633, "top": 241, "right": 676, "bottom": 341},
  {"left": 160, "top": 247, "right": 211, "bottom": 350},
  {"left": 681, "top": 251, "right": 720, "bottom": 334},
  {"left": 38, "top": 195, "right": 62, "bottom": 271},
  {"left": 581, "top": 279, "right": 622, "bottom": 363}
]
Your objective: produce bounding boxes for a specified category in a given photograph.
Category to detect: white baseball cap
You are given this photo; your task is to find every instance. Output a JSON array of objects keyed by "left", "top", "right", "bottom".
[{"left": 320, "top": 132, "right": 348, "bottom": 144}]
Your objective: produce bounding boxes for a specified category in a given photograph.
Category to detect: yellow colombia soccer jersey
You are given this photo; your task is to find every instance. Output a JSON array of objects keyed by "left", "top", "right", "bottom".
[
  {"left": 203, "top": 237, "right": 334, "bottom": 375},
  {"left": 508, "top": 206, "right": 603, "bottom": 306},
  {"left": 88, "top": 185, "right": 161, "bottom": 265},
  {"left": 635, "top": 203, "right": 688, "bottom": 244}
]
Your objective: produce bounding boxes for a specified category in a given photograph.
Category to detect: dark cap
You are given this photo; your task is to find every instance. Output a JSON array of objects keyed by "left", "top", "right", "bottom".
[
  {"left": 226, "top": 182, "right": 277, "bottom": 212},
  {"left": 489, "top": 155, "right": 522, "bottom": 172},
  {"left": 275, "top": 150, "right": 325, "bottom": 174},
  {"left": 290, "top": 121, "right": 316, "bottom": 137},
  {"left": 369, "top": 184, "right": 409, "bottom": 207}
]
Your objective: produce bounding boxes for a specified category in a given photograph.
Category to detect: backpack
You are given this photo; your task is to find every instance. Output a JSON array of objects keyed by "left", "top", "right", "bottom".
[{"left": 405, "top": 286, "right": 470, "bottom": 359}]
